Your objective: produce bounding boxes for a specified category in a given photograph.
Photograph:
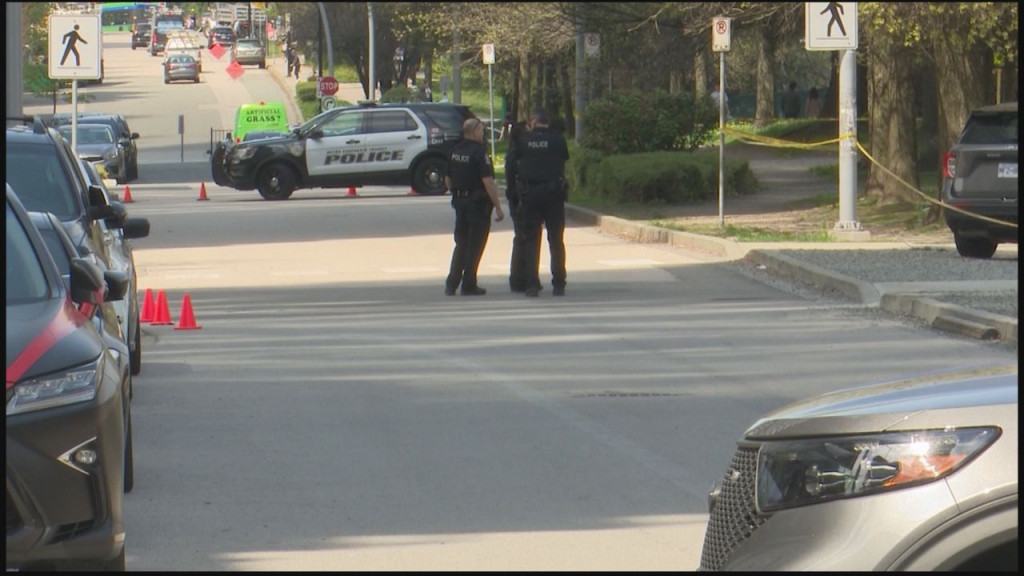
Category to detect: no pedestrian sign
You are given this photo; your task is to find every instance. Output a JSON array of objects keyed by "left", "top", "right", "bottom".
[
  {"left": 49, "top": 13, "right": 102, "bottom": 79},
  {"left": 805, "top": 2, "right": 858, "bottom": 50}
]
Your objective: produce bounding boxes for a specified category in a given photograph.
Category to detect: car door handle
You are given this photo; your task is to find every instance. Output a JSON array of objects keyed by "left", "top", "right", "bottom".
[
  {"left": 407, "top": 134, "right": 422, "bottom": 140},
  {"left": 346, "top": 139, "right": 360, "bottom": 144}
]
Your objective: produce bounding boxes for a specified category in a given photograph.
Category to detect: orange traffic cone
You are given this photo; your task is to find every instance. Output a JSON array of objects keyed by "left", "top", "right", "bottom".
[
  {"left": 347, "top": 186, "right": 357, "bottom": 197},
  {"left": 174, "top": 293, "right": 202, "bottom": 330},
  {"left": 123, "top": 185, "right": 134, "bottom": 203},
  {"left": 150, "top": 290, "right": 174, "bottom": 326},
  {"left": 139, "top": 288, "right": 155, "bottom": 323},
  {"left": 197, "top": 182, "right": 209, "bottom": 201},
  {"left": 407, "top": 188, "right": 420, "bottom": 196}
]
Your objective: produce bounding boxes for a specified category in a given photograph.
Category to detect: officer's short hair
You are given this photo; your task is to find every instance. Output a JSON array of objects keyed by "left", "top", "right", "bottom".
[
  {"left": 530, "top": 108, "right": 549, "bottom": 125},
  {"left": 462, "top": 118, "right": 482, "bottom": 137}
]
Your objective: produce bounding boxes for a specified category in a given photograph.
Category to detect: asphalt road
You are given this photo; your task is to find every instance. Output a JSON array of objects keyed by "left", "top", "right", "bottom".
[{"left": 19, "top": 32, "right": 1020, "bottom": 571}]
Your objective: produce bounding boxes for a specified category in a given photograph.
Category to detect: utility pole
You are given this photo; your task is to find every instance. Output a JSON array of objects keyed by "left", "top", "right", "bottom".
[
  {"left": 574, "top": 7, "right": 585, "bottom": 143},
  {"left": 368, "top": 2, "right": 375, "bottom": 101},
  {"left": 452, "top": 27, "right": 461, "bottom": 104},
  {"left": 6, "top": 2, "right": 23, "bottom": 117}
]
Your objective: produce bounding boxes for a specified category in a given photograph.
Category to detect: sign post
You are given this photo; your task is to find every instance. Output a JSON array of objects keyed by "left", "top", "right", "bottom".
[
  {"left": 712, "top": 16, "right": 730, "bottom": 229},
  {"left": 482, "top": 43, "right": 496, "bottom": 162},
  {"left": 805, "top": 3, "right": 867, "bottom": 239},
  {"left": 49, "top": 13, "right": 102, "bottom": 152}
]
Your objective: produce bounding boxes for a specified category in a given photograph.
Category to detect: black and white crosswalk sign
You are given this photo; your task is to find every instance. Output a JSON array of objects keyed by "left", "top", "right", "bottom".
[
  {"left": 805, "top": 2, "right": 858, "bottom": 51},
  {"left": 49, "top": 14, "right": 102, "bottom": 79}
]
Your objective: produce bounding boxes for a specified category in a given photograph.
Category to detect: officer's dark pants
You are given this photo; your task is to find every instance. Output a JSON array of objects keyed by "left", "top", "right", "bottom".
[
  {"left": 521, "top": 183, "right": 567, "bottom": 291},
  {"left": 446, "top": 193, "right": 493, "bottom": 292},
  {"left": 508, "top": 203, "right": 543, "bottom": 291}
]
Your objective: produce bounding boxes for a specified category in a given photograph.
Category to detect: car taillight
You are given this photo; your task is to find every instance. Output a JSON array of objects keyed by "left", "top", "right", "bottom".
[{"left": 942, "top": 150, "right": 956, "bottom": 178}]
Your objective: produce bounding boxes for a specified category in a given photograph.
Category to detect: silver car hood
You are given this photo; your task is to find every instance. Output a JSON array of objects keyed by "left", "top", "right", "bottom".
[
  {"left": 76, "top": 143, "right": 117, "bottom": 158},
  {"left": 744, "top": 365, "right": 1018, "bottom": 439}
]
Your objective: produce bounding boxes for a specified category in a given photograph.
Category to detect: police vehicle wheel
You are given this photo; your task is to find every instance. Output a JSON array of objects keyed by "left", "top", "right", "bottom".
[
  {"left": 257, "top": 163, "right": 297, "bottom": 200},
  {"left": 412, "top": 157, "right": 447, "bottom": 196}
]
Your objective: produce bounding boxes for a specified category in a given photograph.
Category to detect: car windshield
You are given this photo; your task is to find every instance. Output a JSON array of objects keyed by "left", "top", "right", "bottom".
[
  {"left": 59, "top": 125, "right": 115, "bottom": 145},
  {"left": 5, "top": 141, "right": 78, "bottom": 220},
  {"left": 6, "top": 202, "right": 50, "bottom": 303},
  {"left": 238, "top": 40, "right": 260, "bottom": 48},
  {"left": 960, "top": 112, "right": 1019, "bottom": 145},
  {"left": 170, "top": 56, "right": 195, "bottom": 64}
]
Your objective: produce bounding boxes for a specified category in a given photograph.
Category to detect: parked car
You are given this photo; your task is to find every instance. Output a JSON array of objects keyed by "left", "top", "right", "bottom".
[
  {"left": 941, "top": 102, "right": 1018, "bottom": 259},
  {"left": 231, "top": 38, "right": 266, "bottom": 68},
  {"left": 164, "top": 33, "right": 204, "bottom": 73},
  {"left": 47, "top": 113, "right": 141, "bottom": 182},
  {"left": 218, "top": 102, "right": 476, "bottom": 199},
  {"left": 56, "top": 123, "right": 128, "bottom": 184},
  {"left": 131, "top": 22, "right": 151, "bottom": 49},
  {"left": 79, "top": 157, "right": 151, "bottom": 375},
  {"left": 697, "top": 364, "right": 1018, "bottom": 571},
  {"left": 6, "top": 117, "right": 147, "bottom": 377},
  {"left": 207, "top": 25, "right": 236, "bottom": 48},
  {"left": 164, "top": 53, "right": 200, "bottom": 84},
  {"left": 5, "top": 184, "right": 132, "bottom": 571}
]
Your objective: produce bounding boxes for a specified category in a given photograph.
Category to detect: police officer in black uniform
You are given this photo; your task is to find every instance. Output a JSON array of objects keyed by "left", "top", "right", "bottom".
[
  {"left": 504, "top": 120, "right": 543, "bottom": 293},
  {"left": 444, "top": 118, "right": 505, "bottom": 296},
  {"left": 517, "top": 108, "right": 570, "bottom": 297}
]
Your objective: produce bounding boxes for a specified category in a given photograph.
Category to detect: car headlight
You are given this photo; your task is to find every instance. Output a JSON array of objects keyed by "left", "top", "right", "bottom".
[
  {"left": 6, "top": 357, "right": 103, "bottom": 415},
  {"left": 103, "top": 149, "right": 119, "bottom": 160},
  {"left": 232, "top": 146, "right": 256, "bottom": 161},
  {"left": 755, "top": 427, "right": 1001, "bottom": 512}
]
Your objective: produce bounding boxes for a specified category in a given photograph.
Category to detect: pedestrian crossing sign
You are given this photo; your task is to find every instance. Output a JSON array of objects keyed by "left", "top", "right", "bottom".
[
  {"left": 49, "top": 14, "right": 102, "bottom": 79},
  {"left": 805, "top": 2, "right": 858, "bottom": 51}
]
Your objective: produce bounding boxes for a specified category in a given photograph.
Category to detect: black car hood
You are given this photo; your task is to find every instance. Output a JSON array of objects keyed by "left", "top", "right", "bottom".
[
  {"left": 6, "top": 297, "right": 103, "bottom": 387},
  {"left": 76, "top": 143, "right": 117, "bottom": 158}
]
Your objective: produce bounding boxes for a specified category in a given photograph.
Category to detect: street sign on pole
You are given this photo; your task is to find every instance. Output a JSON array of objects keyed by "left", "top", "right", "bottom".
[
  {"left": 482, "top": 43, "right": 495, "bottom": 65},
  {"left": 321, "top": 96, "right": 337, "bottom": 110},
  {"left": 805, "top": 2, "right": 858, "bottom": 50},
  {"left": 318, "top": 76, "right": 339, "bottom": 96},
  {"left": 712, "top": 16, "right": 731, "bottom": 52},
  {"left": 49, "top": 13, "right": 102, "bottom": 80}
]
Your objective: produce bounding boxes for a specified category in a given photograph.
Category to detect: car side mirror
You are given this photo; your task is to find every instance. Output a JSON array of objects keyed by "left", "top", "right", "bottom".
[
  {"left": 131, "top": 132, "right": 140, "bottom": 139},
  {"left": 309, "top": 129, "right": 324, "bottom": 140},
  {"left": 103, "top": 268, "right": 130, "bottom": 302},
  {"left": 121, "top": 217, "right": 150, "bottom": 240},
  {"left": 106, "top": 200, "right": 128, "bottom": 227},
  {"left": 70, "top": 257, "right": 105, "bottom": 308}
]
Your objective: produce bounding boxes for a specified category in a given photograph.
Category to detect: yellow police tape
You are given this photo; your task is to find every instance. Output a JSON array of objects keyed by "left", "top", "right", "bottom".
[{"left": 719, "top": 127, "right": 1018, "bottom": 230}]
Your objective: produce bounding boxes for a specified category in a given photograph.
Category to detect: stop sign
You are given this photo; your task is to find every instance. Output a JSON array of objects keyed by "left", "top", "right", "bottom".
[{"left": 319, "top": 76, "right": 339, "bottom": 96}]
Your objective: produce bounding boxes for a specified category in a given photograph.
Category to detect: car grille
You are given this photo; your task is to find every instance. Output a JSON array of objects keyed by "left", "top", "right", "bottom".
[
  {"left": 698, "top": 445, "right": 771, "bottom": 571},
  {"left": 6, "top": 489, "right": 23, "bottom": 534}
]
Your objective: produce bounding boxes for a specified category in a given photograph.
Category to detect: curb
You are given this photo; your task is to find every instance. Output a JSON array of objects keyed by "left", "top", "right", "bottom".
[{"left": 566, "top": 204, "right": 1018, "bottom": 344}]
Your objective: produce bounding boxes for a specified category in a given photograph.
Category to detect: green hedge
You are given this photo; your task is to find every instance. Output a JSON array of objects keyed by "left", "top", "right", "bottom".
[
  {"left": 582, "top": 89, "right": 718, "bottom": 155},
  {"left": 296, "top": 83, "right": 317, "bottom": 102},
  {"left": 567, "top": 147, "right": 757, "bottom": 204}
]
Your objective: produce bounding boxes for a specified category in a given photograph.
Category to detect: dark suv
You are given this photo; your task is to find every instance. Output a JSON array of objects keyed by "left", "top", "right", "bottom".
[
  {"left": 941, "top": 102, "right": 1018, "bottom": 259},
  {"left": 6, "top": 117, "right": 147, "bottom": 376},
  {"left": 216, "top": 102, "right": 476, "bottom": 200},
  {"left": 208, "top": 25, "right": 236, "bottom": 48},
  {"left": 48, "top": 112, "right": 141, "bottom": 182},
  {"left": 6, "top": 185, "right": 131, "bottom": 571},
  {"left": 132, "top": 22, "right": 151, "bottom": 49}
]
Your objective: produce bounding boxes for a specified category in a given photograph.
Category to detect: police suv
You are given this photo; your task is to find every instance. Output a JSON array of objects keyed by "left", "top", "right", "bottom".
[{"left": 214, "top": 102, "right": 477, "bottom": 200}]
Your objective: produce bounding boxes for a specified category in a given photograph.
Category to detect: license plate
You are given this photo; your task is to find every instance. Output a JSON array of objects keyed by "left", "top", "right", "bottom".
[{"left": 997, "top": 162, "right": 1017, "bottom": 178}]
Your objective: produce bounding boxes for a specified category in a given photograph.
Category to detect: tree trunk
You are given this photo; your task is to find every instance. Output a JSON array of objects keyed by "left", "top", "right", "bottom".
[
  {"left": 561, "top": 59, "right": 574, "bottom": 138},
  {"left": 694, "top": 48, "right": 708, "bottom": 100},
  {"left": 519, "top": 54, "right": 532, "bottom": 118},
  {"left": 511, "top": 56, "right": 521, "bottom": 123},
  {"left": 754, "top": 24, "right": 775, "bottom": 129},
  {"left": 865, "top": 44, "right": 918, "bottom": 205}
]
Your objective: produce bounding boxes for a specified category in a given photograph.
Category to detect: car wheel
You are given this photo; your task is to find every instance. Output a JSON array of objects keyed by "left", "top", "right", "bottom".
[
  {"left": 412, "top": 156, "right": 448, "bottom": 195},
  {"left": 257, "top": 163, "right": 297, "bottom": 200},
  {"left": 164, "top": 77, "right": 169, "bottom": 84},
  {"left": 129, "top": 156, "right": 139, "bottom": 181},
  {"left": 259, "top": 60, "right": 266, "bottom": 69},
  {"left": 954, "top": 233, "right": 997, "bottom": 259},
  {"left": 130, "top": 316, "right": 141, "bottom": 375},
  {"left": 123, "top": 399, "right": 134, "bottom": 493}
]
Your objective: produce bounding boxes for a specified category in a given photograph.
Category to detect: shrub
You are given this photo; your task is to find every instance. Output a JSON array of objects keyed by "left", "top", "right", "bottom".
[
  {"left": 296, "top": 83, "right": 317, "bottom": 103},
  {"left": 582, "top": 90, "right": 718, "bottom": 155}
]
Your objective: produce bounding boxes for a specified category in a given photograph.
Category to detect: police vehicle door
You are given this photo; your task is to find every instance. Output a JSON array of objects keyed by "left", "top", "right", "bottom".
[
  {"left": 361, "top": 109, "right": 425, "bottom": 173},
  {"left": 304, "top": 111, "right": 368, "bottom": 180}
]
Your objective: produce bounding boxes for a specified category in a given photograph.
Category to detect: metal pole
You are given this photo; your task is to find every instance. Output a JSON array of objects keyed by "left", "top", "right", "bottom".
[
  {"left": 368, "top": 3, "right": 375, "bottom": 101},
  {"left": 71, "top": 80, "right": 79, "bottom": 152},
  {"left": 835, "top": 49, "right": 861, "bottom": 234},
  {"left": 316, "top": 3, "right": 334, "bottom": 84},
  {"left": 6, "top": 2, "right": 23, "bottom": 118},
  {"left": 452, "top": 27, "right": 461, "bottom": 104},
  {"left": 574, "top": 9, "right": 585, "bottom": 144},
  {"left": 488, "top": 63, "right": 495, "bottom": 161},
  {"left": 718, "top": 52, "right": 725, "bottom": 228}
]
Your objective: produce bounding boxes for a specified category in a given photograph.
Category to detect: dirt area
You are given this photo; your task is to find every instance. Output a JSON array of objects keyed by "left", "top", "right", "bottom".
[{"left": 593, "top": 140, "right": 954, "bottom": 245}]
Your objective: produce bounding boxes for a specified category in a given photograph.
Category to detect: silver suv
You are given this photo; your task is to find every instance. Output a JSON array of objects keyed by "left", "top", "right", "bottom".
[
  {"left": 941, "top": 102, "right": 1018, "bottom": 258},
  {"left": 698, "top": 364, "right": 1017, "bottom": 571}
]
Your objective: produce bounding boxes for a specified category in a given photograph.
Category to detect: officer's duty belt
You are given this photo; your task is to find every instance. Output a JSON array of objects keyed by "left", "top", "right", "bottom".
[{"left": 450, "top": 189, "right": 481, "bottom": 198}]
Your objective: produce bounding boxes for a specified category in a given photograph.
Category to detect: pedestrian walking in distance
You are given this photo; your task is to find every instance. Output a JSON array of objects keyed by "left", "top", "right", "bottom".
[
  {"left": 444, "top": 118, "right": 505, "bottom": 296},
  {"left": 293, "top": 51, "right": 301, "bottom": 80},
  {"left": 516, "top": 108, "right": 570, "bottom": 297}
]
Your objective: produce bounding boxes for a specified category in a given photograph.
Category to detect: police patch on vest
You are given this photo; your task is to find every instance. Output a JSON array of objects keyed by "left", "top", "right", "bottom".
[
  {"left": 451, "top": 153, "right": 472, "bottom": 163},
  {"left": 325, "top": 150, "right": 405, "bottom": 165},
  {"left": 528, "top": 141, "right": 549, "bottom": 148}
]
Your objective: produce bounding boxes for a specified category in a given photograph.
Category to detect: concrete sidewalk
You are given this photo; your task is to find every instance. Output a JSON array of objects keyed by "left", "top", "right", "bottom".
[{"left": 266, "top": 52, "right": 368, "bottom": 124}]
